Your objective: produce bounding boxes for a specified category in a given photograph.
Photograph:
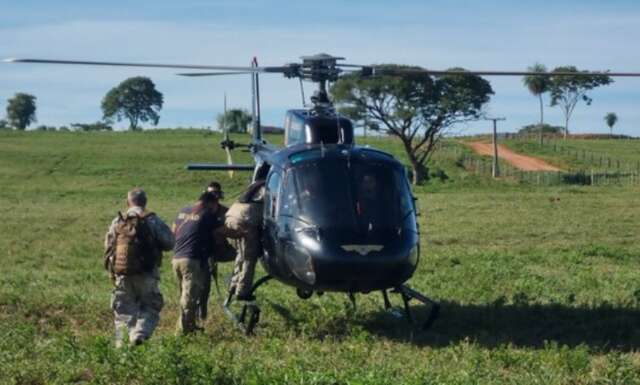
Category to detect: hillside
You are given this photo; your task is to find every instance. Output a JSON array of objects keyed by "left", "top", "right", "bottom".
[{"left": 1, "top": 130, "right": 640, "bottom": 384}]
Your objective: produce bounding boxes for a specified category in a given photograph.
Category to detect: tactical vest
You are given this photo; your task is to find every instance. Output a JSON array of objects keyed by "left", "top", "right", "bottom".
[
  {"left": 113, "top": 212, "right": 158, "bottom": 275},
  {"left": 225, "top": 202, "right": 263, "bottom": 230}
]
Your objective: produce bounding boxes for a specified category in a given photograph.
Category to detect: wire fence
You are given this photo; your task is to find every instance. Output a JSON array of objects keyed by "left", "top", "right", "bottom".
[{"left": 456, "top": 144, "right": 640, "bottom": 187}]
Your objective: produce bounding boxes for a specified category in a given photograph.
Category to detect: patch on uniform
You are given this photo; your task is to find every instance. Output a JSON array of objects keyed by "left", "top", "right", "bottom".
[
  {"left": 341, "top": 244, "right": 383, "bottom": 256},
  {"left": 177, "top": 212, "right": 201, "bottom": 221}
]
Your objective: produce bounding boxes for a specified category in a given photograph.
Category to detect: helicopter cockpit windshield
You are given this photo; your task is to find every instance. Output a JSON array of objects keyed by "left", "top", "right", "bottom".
[{"left": 281, "top": 156, "right": 415, "bottom": 234}]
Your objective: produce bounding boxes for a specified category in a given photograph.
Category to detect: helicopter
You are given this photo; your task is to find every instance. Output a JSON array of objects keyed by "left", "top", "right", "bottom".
[
  {"left": 6, "top": 53, "right": 640, "bottom": 334},
  {"left": 180, "top": 54, "right": 437, "bottom": 334}
]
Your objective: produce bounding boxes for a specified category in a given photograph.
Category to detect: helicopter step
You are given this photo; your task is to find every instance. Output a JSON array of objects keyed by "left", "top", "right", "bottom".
[
  {"left": 222, "top": 275, "right": 273, "bottom": 335},
  {"left": 383, "top": 285, "right": 440, "bottom": 330}
]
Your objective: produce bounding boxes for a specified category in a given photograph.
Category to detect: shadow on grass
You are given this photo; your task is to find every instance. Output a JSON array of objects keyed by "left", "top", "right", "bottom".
[{"left": 358, "top": 301, "right": 640, "bottom": 351}]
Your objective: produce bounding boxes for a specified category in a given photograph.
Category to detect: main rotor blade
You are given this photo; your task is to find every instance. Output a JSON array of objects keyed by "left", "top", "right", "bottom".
[
  {"left": 187, "top": 163, "right": 254, "bottom": 171},
  {"left": 366, "top": 67, "right": 640, "bottom": 77},
  {"left": 178, "top": 71, "right": 253, "bottom": 77},
  {"left": 3, "top": 58, "right": 289, "bottom": 73}
]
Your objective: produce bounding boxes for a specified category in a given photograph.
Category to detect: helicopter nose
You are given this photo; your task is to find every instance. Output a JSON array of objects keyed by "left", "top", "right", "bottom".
[
  {"left": 314, "top": 248, "right": 417, "bottom": 292},
  {"left": 297, "top": 229, "right": 419, "bottom": 293},
  {"left": 284, "top": 228, "right": 418, "bottom": 292}
]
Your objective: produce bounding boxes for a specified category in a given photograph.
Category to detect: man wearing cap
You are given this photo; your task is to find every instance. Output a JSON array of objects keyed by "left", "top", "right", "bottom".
[
  {"left": 104, "top": 188, "right": 174, "bottom": 347},
  {"left": 197, "top": 181, "right": 234, "bottom": 321}
]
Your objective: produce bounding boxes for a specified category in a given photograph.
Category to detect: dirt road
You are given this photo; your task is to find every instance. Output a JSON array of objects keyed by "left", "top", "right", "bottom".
[{"left": 468, "top": 142, "right": 562, "bottom": 172}]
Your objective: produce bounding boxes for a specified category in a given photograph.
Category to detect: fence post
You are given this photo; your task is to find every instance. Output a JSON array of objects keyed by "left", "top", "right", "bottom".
[{"left": 590, "top": 169, "right": 594, "bottom": 186}]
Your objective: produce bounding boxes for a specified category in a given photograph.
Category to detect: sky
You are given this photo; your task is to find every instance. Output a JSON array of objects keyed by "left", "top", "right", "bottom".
[{"left": 1, "top": 0, "right": 640, "bottom": 135}]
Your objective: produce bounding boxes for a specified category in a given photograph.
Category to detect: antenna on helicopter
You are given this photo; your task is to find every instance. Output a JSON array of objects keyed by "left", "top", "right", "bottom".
[{"left": 251, "top": 57, "right": 262, "bottom": 143}]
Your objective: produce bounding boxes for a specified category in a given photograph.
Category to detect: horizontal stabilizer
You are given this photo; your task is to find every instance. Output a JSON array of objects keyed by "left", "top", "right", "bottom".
[{"left": 187, "top": 163, "right": 255, "bottom": 171}]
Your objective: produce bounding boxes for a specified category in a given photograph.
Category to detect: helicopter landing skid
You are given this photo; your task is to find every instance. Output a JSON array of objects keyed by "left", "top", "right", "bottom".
[
  {"left": 384, "top": 285, "right": 440, "bottom": 330},
  {"left": 222, "top": 275, "right": 273, "bottom": 335}
]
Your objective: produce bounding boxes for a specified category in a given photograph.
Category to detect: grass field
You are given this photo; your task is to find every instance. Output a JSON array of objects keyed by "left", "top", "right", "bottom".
[{"left": 2, "top": 130, "right": 640, "bottom": 384}]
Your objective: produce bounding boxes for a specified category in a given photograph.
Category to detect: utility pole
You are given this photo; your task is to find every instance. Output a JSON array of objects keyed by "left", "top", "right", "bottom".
[{"left": 485, "top": 117, "right": 506, "bottom": 178}]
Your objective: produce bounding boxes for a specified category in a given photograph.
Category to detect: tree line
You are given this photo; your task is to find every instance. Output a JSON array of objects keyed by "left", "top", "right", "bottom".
[{"left": 2, "top": 76, "right": 254, "bottom": 133}]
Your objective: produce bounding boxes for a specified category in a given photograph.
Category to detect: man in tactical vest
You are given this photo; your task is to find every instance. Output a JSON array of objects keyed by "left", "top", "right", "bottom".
[
  {"left": 222, "top": 180, "right": 265, "bottom": 301},
  {"left": 104, "top": 188, "right": 174, "bottom": 347},
  {"left": 172, "top": 190, "right": 224, "bottom": 334}
]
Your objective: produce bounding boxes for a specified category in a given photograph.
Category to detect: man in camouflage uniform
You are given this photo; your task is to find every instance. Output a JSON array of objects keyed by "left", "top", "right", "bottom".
[
  {"left": 172, "top": 190, "right": 224, "bottom": 334},
  {"left": 104, "top": 188, "right": 174, "bottom": 347},
  {"left": 222, "top": 180, "right": 265, "bottom": 301}
]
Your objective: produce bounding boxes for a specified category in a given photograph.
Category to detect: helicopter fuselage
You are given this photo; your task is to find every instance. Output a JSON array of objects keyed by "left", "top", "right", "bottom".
[{"left": 254, "top": 141, "right": 420, "bottom": 294}]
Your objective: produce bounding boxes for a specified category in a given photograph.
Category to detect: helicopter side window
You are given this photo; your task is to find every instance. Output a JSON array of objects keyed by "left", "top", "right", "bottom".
[
  {"left": 280, "top": 171, "right": 298, "bottom": 218},
  {"left": 265, "top": 171, "right": 282, "bottom": 219},
  {"left": 287, "top": 118, "right": 305, "bottom": 145},
  {"left": 283, "top": 115, "right": 291, "bottom": 146}
]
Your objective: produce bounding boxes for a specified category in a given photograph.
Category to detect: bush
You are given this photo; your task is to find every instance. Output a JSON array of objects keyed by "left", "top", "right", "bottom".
[
  {"left": 518, "top": 123, "right": 564, "bottom": 134},
  {"left": 71, "top": 122, "right": 113, "bottom": 131},
  {"left": 430, "top": 168, "right": 449, "bottom": 181},
  {"left": 35, "top": 125, "right": 59, "bottom": 132}
]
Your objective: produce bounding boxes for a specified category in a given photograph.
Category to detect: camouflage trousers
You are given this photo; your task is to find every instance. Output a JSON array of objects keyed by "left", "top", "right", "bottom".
[
  {"left": 229, "top": 227, "right": 261, "bottom": 299},
  {"left": 111, "top": 270, "right": 164, "bottom": 347},
  {"left": 172, "top": 258, "right": 206, "bottom": 334}
]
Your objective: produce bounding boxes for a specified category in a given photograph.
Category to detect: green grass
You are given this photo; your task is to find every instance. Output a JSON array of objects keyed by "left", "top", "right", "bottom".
[{"left": 2, "top": 130, "right": 640, "bottom": 384}]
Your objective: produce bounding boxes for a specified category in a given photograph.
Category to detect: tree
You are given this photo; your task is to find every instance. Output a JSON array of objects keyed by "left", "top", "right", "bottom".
[
  {"left": 522, "top": 63, "right": 549, "bottom": 145},
  {"left": 0, "top": 119, "right": 8, "bottom": 130},
  {"left": 6, "top": 93, "right": 37, "bottom": 130},
  {"left": 604, "top": 112, "right": 618, "bottom": 136},
  {"left": 216, "top": 108, "right": 252, "bottom": 133},
  {"left": 102, "top": 77, "right": 163, "bottom": 130},
  {"left": 332, "top": 65, "right": 493, "bottom": 184},
  {"left": 548, "top": 66, "right": 612, "bottom": 139}
]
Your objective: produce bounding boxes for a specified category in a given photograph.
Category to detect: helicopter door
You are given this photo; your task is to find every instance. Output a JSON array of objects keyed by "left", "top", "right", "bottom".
[{"left": 262, "top": 171, "right": 284, "bottom": 270}]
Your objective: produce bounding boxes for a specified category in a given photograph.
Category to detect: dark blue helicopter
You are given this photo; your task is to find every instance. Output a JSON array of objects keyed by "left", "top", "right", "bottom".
[{"left": 186, "top": 55, "right": 438, "bottom": 333}]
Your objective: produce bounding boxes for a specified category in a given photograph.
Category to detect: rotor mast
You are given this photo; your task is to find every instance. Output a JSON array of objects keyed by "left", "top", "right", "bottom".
[{"left": 289, "top": 54, "right": 345, "bottom": 113}]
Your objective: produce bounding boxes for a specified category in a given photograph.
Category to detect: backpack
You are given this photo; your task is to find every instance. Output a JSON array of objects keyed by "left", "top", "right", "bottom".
[{"left": 113, "top": 212, "right": 157, "bottom": 275}]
